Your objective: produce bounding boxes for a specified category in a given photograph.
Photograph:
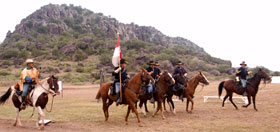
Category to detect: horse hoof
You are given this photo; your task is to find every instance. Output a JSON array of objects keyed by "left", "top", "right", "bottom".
[
  {"left": 38, "top": 126, "right": 44, "bottom": 130},
  {"left": 126, "top": 122, "right": 128, "bottom": 125},
  {"left": 255, "top": 109, "right": 258, "bottom": 111},
  {"left": 242, "top": 105, "right": 247, "bottom": 108},
  {"left": 162, "top": 117, "right": 166, "bottom": 120}
]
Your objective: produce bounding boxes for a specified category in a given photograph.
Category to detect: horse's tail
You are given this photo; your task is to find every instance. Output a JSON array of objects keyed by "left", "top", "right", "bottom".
[
  {"left": 95, "top": 85, "right": 102, "bottom": 100},
  {"left": 218, "top": 81, "right": 225, "bottom": 98},
  {"left": 0, "top": 87, "right": 12, "bottom": 104}
]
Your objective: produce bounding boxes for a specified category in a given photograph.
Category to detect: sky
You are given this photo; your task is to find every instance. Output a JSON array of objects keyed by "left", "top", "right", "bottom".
[{"left": 0, "top": 0, "right": 279, "bottom": 71}]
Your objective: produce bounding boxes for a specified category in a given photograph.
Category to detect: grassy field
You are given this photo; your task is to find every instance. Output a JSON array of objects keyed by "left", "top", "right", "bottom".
[{"left": 0, "top": 82, "right": 279, "bottom": 132}]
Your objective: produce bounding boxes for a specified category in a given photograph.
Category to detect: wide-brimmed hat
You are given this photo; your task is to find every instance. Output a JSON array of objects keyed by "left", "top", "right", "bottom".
[
  {"left": 147, "top": 61, "right": 155, "bottom": 65},
  {"left": 240, "top": 61, "right": 247, "bottom": 66},
  {"left": 177, "top": 61, "right": 183, "bottom": 65},
  {"left": 120, "top": 59, "right": 128, "bottom": 64},
  {"left": 26, "top": 59, "right": 34, "bottom": 64},
  {"left": 155, "top": 61, "right": 160, "bottom": 66}
]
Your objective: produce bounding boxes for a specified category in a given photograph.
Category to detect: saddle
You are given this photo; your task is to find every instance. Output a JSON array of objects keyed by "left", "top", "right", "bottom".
[
  {"left": 110, "top": 81, "right": 127, "bottom": 95},
  {"left": 14, "top": 82, "right": 36, "bottom": 105}
]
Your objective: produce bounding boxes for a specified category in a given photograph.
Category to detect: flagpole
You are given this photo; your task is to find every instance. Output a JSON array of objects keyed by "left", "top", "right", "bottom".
[{"left": 117, "top": 32, "right": 122, "bottom": 102}]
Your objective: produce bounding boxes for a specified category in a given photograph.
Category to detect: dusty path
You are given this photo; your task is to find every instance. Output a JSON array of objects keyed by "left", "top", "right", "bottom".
[{"left": 0, "top": 82, "right": 279, "bottom": 132}]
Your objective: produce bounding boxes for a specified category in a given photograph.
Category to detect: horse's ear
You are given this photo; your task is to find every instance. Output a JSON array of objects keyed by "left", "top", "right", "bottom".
[
  {"left": 199, "top": 71, "right": 202, "bottom": 75},
  {"left": 259, "top": 68, "right": 262, "bottom": 72}
]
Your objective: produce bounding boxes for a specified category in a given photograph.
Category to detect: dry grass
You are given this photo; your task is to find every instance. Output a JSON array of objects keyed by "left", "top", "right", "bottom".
[{"left": 0, "top": 82, "right": 279, "bottom": 132}]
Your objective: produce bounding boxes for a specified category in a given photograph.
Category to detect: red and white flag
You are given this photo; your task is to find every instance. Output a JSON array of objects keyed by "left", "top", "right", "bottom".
[{"left": 112, "top": 34, "right": 122, "bottom": 67}]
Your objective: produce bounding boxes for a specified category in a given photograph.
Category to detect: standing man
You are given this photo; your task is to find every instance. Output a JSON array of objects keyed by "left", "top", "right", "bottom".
[
  {"left": 173, "top": 61, "right": 188, "bottom": 100},
  {"left": 112, "top": 59, "right": 129, "bottom": 104},
  {"left": 236, "top": 61, "right": 251, "bottom": 96},
  {"left": 19, "top": 59, "right": 40, "bottom": 110},
  {"left": 146, "top": 61, "right": 155, "bottom": 103}
]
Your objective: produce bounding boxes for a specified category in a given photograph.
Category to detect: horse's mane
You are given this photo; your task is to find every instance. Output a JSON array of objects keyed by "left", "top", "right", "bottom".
[
  {"left": 247, "top": 73, "right": 257, "bottom": 82},
  {"left": 39, "top": 77, "right": 49, "bottom": 84}
]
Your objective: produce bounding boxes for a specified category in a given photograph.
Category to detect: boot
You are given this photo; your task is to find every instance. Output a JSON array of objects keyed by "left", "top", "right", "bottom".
[
  {"left": 116, "top": 93, "right": 121, "bottom": 105},
  {"left": 242, "top": 87, "right": 248, "bottom": 96},
  {"left": 179, "top": 94, "right": 183, "bottom": 101},
  {"left": 150, "top": 95, "right": 155, "bottom": 103},
  {"left": 20, "top": 96, "right": 26, "bottom": 110}
]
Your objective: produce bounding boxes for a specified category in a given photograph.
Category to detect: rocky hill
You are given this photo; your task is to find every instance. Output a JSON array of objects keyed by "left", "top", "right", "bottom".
[{"left": 0, "top": 4, "right": 232, "bottom": 84}]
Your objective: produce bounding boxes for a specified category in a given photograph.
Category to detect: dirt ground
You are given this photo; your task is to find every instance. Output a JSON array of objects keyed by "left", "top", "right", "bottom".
[{"left": 0, "top": 81, "right": 279, "bottom": 132}]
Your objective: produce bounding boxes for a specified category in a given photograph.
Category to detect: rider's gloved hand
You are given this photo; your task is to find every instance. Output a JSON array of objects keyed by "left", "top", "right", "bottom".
[
  {"left": 236, "top": 77, "right": 240, "bottom": 82},
  {"left": 184, "top": 73, "right": 188, "bottom": 77},
  {"left": 114, "top": 67, "right": 121, "bottom": 73}
]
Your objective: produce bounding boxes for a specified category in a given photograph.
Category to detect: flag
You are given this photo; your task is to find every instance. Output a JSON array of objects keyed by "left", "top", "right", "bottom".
[{"left": 112, "top": 34, "right": 122, "bottom": 67}]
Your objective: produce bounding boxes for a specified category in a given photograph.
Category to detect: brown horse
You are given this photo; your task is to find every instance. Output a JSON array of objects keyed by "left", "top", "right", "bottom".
[
  {"left": 95, "top": 68, "right": 154, "bottom": 126},
  {"left": 0, "top": 76, "right": 60, "bottom": 130},
  {"left": 218, "top": 69, "right": 271, "bottom": 111},
  {"left": 164, "top": 72, "right": 209, "bottom": 113},
  {"left": 138, "top": 70, "right": 175, "bottom": 119}
]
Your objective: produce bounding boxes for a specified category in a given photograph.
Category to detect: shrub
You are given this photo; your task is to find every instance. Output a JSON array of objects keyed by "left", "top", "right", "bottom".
[
  {"left": 1, "top": 49, "right": 19, "bottom": 59},
  {"left": 36, "top": 26, "right": 49, "bottom": 34},
  {"left": 18, "top": 49, "right": 30, "bottom": 59},
  {"left": 76, "top": 67, "right": 85, "bottom": 73},
  {"left": 99, "top": 53, "right": 111, "bottom": 65},
  {"left": 0, "top": 70, "right": 10, "bottom": 76},
  {"left": 73, "top": 50, "right": 88, "bottom": 61},
  {"left": 124, "top": 40, "right": 147, "bottom": 50}
]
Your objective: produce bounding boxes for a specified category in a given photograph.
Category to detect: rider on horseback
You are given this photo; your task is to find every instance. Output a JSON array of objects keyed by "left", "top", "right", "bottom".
[
  {"left": 173, "top": 61, "right": 188, "bottom": 100},
  {"left": 236, "top": 61, "right": 252, "bottom": 96},
  {"left": 112, "top": 59, "right": 129, "bottom": 104},
  {"left": 146, "top": 61, "right": 155, "bottom": 103},
  {"left": 19, "top": 59, "right": 40, "bottom": 110},
  {"left": 153, "top": 62, "right": 161, "bottom": 82}
]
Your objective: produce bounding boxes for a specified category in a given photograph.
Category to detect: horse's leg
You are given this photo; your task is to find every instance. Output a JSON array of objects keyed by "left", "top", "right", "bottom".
[
  {"left": 125, "top": 106, "right": 131, "bottom": 125},
  {"left": 186, "top": 96, "right": 194, "bottom": 113},
  {"left": 13, "top": 108, "right": 22, "bottom": 126},
  {"left": 144, "top": 100, "right": 149, "bottom": 113},
  {"left": 152, "top": 101, "right": 160, "bottom": 117},
  {"left": 252, "top": 95, "right": 258, "bottom": 111},
  {"left": 102, "top": 97, "right": 110, "bottom": 121},
  {"left": 242, "top": 95, "right": 252, "bottom": 108},
  {"left": 129, "top": 101, "right": 142, "bottom": 127},
  {"left": 229, "top": 93, "right": 238, "bottom": 110},
  {"left": 105, "top": 99, "right": 114, "bottom": 120},
  {"left": 163, "top": 97, "right": 167, "bottom": 111},
  {"left": 222, "top": 93, "right": 229, "bottom": 107},
  {"left": 167, "top": 97, "right": 175, "bottom": 114},
  {"left": 186, "top": 99, "right": 189, "bottom": 112},
  {"left": 159, "top": 100, "right": 166, "bottom": 119},
  {"left": 36, "top": 111, "right": 40, "bottom": 127},
  {"left": 37, "top": 106, "right": 45, "bottom": 130},
  {"left": 139, "top": 100, "right": 146, "bottom": 116}
]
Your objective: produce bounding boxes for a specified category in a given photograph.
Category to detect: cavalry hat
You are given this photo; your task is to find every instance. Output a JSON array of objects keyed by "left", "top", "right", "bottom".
[
  {"left": 240, "top": 61, "right": 247, "bottom": 66},
  {"left": 120, "top": 59, "right": 128, "bottom": 64},
  {"left": 155, "top": 61, "right": 160, "bottom": 66},
  {"left": 147, "top": 61, "right": 155, "bottom": 65},
  {"left": 26, "top": 59, "right": 34, "bottom": 64},
  {"left": 177, "top": 61, "right": 183, "bottom": 65}
]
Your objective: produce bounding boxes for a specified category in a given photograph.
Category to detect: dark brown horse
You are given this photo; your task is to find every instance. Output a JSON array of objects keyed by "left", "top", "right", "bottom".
[
  {"left": 164, "top": 72, "right": 209, "bottom": 113},
  {"left": 218, "top": 69, "right": 271, "bottom": 111},
  {"left": 95, "top": 68, "right": 154, "bottom": 126},
  {"left": 138, "top": 70, "right": 175, "bottom": 119},
  {"left": 0, "top": 76, "right": 60, "bottom": 130}
]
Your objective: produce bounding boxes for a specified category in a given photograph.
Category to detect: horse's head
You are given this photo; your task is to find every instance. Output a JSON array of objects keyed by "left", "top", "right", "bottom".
[
  {"left": 161, "top": 70, "right": 175, "bottom": 85},
  {"left": 47, "top": 75, "right": 60, "bottom": 94},
  {"left": 141, "top": 68, "right": 155, "bottom": 84},
  {"left": 257, "top": 69, "right": 271, "bottom": 82},
  {"left": 197, "top": 72, "right": 210, "bottom": 85}
]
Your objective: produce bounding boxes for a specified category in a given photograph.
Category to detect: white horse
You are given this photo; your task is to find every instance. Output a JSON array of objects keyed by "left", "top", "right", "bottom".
[{"left": 0, "top": 75, "right": 60, "bottom": 130}]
